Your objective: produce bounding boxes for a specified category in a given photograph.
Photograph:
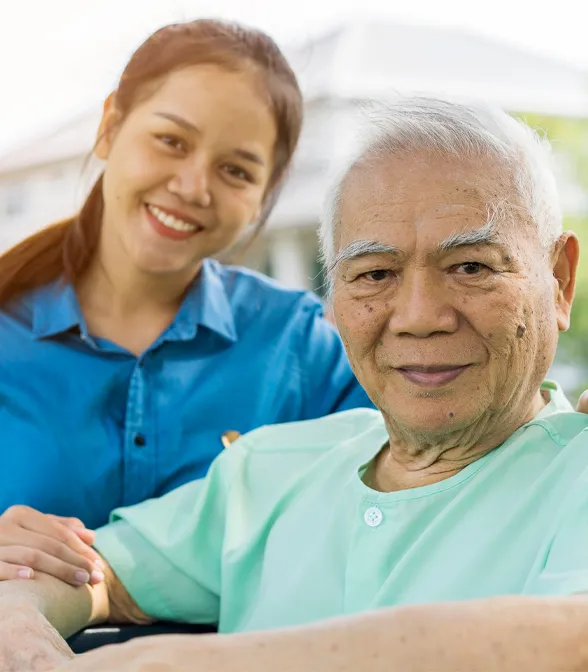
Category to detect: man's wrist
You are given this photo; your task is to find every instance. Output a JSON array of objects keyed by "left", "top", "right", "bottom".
[{"left": 0, "top": 582, "right": 44, "bottom": 614}]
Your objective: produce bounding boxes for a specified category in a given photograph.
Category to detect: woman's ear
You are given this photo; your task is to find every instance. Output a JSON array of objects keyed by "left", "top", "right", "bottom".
[{"left": 94, "top": 92, "right": 121, "bottom": 161}]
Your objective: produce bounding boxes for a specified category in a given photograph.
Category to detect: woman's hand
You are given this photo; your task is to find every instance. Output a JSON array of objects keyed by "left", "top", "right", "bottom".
[
  {"left": 0, "top": 602, "right": 74, "bottom": 671},
  {"left": 0, "top": 506, "right": 104, "bottom": 586}
]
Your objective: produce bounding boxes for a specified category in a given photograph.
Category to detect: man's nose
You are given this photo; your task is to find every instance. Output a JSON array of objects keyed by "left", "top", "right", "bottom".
[{"left": 388, "top": 269, "right": 459, "bottom": 337}]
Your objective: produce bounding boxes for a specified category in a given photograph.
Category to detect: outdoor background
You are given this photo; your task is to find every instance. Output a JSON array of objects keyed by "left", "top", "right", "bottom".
[{"left": 1, "top": 0, "right": 587, "bottom": 395}]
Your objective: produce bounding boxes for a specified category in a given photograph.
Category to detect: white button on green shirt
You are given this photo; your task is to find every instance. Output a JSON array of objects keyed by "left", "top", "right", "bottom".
[{"left": 95, "top": 381, "right": 588, "bottom": 633}]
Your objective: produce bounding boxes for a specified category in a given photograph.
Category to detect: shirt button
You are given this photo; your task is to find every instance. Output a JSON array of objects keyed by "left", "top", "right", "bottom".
[
  {"left": 134, "top": 433, "right": 146, "bottom": 447},
  {"left": 364, "top": 506, "right": 383, "bottom": 527}
]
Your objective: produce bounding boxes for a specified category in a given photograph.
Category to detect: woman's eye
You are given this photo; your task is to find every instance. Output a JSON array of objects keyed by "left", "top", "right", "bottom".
[
  {"left": 157, "top": 135, "right": 186, "bottom": 152},
  {"left": 223, "top": 165, "right": 253, "bottom": 182}
]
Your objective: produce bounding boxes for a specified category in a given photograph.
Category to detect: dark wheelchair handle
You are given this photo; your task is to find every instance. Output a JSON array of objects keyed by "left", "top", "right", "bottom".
[{"left": 67, "top": 622, "right": 218, "bottom": 654}]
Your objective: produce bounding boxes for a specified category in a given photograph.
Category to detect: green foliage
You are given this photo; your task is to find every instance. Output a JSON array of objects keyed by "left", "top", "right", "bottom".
[{"left": 516, "top": 113, "right": 588, "bottom": 190}]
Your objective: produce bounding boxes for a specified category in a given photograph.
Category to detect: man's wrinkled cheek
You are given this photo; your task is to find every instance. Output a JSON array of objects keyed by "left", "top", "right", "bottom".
[
  {"left": 488, "top": 290, "right": 547, "bottom": 383},
  {"left": 477, "top": 289, "right": 526, "bottom": 351},
  {"left": 337, "top": 305, "right": 386, "bottom": 366}
]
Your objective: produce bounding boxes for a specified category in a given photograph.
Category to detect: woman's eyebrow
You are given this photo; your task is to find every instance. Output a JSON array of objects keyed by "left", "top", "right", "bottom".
[{"left": 154, "top": 111, "right": 199, "bottom": 133}]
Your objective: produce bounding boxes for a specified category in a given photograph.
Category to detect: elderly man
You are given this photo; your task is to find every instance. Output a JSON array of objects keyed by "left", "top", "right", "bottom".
[{"left": 2, "top": 97, "right": 588, "bottom": 671}]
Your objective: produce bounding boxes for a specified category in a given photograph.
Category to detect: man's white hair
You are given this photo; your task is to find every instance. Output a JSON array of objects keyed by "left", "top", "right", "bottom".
[{"left": 319, "top": 96, "right": 563, "bottom": 274}]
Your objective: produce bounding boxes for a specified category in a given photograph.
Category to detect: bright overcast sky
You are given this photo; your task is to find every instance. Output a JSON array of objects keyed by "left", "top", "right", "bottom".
[{"left": 0, "top": 0, "right": 586, "bottom": 154}]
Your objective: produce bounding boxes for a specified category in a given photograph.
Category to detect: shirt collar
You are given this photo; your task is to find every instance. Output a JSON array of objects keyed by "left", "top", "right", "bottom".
[
  {"left": 32, "top": 279, "right": 87, "bottom": 339},
  {"left": 171, "top": 259, "right": 237, "bottom": 344},
  {"left": 31, "top": 259, "right": 237, "bottom": 344},
  {"left": 535, "top": 379, "right": 574, "bottom": 419}
]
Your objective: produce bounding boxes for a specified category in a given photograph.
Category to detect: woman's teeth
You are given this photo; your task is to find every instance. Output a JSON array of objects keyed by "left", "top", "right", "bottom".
[{"left": 147, "top": 204, "right": 198, "bottom": 232}]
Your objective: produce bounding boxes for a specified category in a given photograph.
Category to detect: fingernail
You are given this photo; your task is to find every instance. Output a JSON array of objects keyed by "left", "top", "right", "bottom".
[
  {"left": 17, "top": 568, "right": 33, "bottom": 579},
  {"left": 74, "top": 570, "right": 90, "bottom": 585},
  {"left": 90, "top": 570, "right": 105, "bottom": 583},
  {"left": 94, "top": 557, "right": 105, "bottom": 570}
]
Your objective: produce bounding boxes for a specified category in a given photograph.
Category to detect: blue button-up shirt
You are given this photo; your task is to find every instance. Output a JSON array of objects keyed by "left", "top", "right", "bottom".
[{"left": 0, "top": 260, "right": 372, "bottom": 528}]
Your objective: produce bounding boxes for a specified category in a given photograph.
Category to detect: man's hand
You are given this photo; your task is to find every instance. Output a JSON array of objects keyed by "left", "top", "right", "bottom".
[
  {"left": 577, "top": 391, "right": 588, "bottom": 414},
  {"left": 0, "top": 602, "right": 74, "bottom": 671}
]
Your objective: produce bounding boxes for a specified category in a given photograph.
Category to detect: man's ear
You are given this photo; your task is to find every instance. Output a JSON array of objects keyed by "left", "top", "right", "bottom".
[
  {"left": 551, "top": 231, "right": 580, "bottom": 332},
  {"left": 94, "top": 92, "right": 121, "bottom": 161}
]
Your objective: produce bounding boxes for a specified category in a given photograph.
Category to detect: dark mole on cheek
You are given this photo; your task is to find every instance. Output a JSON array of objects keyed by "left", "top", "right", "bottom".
[
  {"left": 364, "top": 304, "right": 374, "bottom": 313},
  {"left": 449, "top": 411, "right": 454, "bottom": 418},
  {"left": 377, "top": 339, "right": 384, "bottom": 346},
  {"left": 516, "top": 325, "right": 526, "bottom": 338},
  {"left": 503, "top": 255, "right": 512, "bottom": 263}
]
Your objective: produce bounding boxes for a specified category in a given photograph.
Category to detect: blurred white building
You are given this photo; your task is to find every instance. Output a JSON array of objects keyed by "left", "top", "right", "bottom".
[{"left": 1, "top": 20, "right": 588, "bottom": 293}]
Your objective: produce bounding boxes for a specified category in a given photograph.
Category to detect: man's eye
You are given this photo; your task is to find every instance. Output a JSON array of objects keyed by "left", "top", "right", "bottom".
[
  {"left": 455, "top": 262, "right": 490, "bottom": 275},
  {"left": 362, "top": 270, "right": 391, "bottom": 282}
]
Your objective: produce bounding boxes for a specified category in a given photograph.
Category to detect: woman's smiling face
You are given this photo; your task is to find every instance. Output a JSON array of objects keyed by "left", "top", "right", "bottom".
[{"left": 95, "top": 64, "right": 277, "bottom": 277}]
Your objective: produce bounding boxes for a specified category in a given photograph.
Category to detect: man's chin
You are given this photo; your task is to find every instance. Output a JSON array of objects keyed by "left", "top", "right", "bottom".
[{"left": 383, "top": 403, "right": 476, "bottom": 437}]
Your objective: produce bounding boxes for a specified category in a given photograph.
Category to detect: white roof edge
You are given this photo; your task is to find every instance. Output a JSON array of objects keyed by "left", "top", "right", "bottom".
[
  {"left": 2, "top": 21, "right": 588, "bottom": 174},
  {"left": 310, "top": 80, "right": 588, "bottom": 117}
]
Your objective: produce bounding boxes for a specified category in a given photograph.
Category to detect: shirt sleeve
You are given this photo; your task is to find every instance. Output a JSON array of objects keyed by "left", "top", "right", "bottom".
[
  {"left": 295, "top": 294, "right": 374, "bottom": 417},
  {"left": 524, "top": 473, "right": 588, "bottom": 597},
  {"left": 93, "top": 447, "right": 235, "bottom": 624}
]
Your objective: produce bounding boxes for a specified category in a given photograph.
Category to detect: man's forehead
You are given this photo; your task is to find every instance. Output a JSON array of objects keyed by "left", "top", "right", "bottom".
[
  {"left": 342, "top": 151, "right": 514, "bottom": 212},
  {"left": 333, "top": 153, "right": 539, "bottom": 263}
]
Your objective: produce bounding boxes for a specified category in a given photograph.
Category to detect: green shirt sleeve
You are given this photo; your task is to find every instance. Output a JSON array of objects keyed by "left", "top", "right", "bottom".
[
  {"left": 524, "top": 468, "right": 588, "bottom": 597},
  {"left": 93, "top": 447, "right": 236, "bottom": 624}
]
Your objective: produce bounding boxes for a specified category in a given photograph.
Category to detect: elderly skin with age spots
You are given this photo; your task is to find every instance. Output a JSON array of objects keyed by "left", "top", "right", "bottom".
[
  {"left": 330, "top": 150, "right": 571, "bottom": 480},
  {"left": 3, "top": 98, "right": 588, "bottom": 672}
]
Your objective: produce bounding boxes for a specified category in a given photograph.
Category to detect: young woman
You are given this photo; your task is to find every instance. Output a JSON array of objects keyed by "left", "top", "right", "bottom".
[{"left": 0, "top": 19, "right": 372, "bottom": 585}]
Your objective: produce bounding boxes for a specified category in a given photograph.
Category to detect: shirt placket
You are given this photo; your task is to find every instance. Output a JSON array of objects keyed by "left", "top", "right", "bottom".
[
  {"left": 343, "top": 497, "right": 391, "bottom": 614},
  {"left": 123, "top": 361, "right": 155, "bottom": 506}
]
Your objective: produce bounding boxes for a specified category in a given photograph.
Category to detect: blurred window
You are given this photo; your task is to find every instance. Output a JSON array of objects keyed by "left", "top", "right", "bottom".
[{"left": 4, "top": 180, "right": 28, "bottom": 216}]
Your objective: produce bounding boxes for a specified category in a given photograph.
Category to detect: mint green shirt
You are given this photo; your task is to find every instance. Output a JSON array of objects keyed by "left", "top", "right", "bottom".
[{"left": 95, "top": 382, "right": 588, "bottom": 633}]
